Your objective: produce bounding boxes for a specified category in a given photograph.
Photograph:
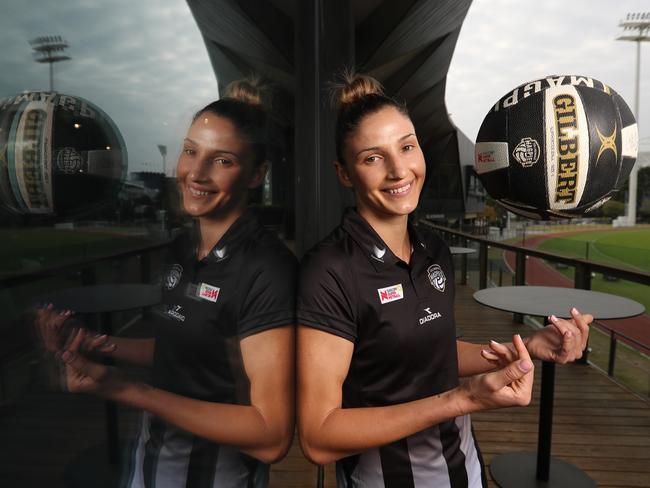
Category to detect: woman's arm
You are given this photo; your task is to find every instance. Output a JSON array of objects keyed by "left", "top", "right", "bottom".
[
  {"left": 297, "top": 326, "right": 534, "bottom": 466},
  {"left": 457, "top": 308, "right": 593, "bottom": 377},
  {"left": 62, "top": 325, "right": 294, "bottom": 464}
]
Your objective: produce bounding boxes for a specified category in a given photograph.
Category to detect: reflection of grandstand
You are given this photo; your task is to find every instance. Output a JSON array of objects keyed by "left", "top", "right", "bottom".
[{"left": 187, "top": 0, "right": 482, "bottom": 253}]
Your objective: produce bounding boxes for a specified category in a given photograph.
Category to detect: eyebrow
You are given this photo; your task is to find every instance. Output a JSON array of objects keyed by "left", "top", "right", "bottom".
[
  {"left": 183, "top": 138, "right": 239, "bottom": 157},
  {"left": 355, "top": 133, "right": 416, "bottom": 157}
]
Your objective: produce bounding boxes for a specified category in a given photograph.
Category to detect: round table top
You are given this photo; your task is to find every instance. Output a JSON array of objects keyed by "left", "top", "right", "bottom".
[
  {"left": 473, "top": 286, "right": 645, "bottom": 320},
  {"left": 450, "top": 246, "right": 476, "bottom": 255},
  {"left": 39, "top": 283, "right": 161, "bottom": 314}
]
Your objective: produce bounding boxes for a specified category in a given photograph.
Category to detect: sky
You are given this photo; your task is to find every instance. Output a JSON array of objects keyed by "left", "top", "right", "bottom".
[
  {"left": 1, "top": 0, "right": 648, "bottom": 176},
  {"left": 0, "top": 0, "right": 216, "bottom": 176},
  {"left": 447, "top": 0, "right": 650, "bottom": 155}
]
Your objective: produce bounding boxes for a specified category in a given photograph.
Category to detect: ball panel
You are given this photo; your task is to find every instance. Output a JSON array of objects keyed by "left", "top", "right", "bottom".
[
  {"left": 507, "top": 90, "right": 547, "bottom": 209},
  {"left": 575, "top": 85, "right": 620, "bottom": 208},
  {"left": 544, "top": 85, "right": 589, "bottom": 211}
]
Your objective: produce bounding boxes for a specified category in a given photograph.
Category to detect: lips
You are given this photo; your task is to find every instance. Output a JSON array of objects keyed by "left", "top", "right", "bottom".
[
  {"left": 383, "top": 181, "right": 412, "bottom": 196},
  {"left": 187, "top": 185, "right": 215, "bottom": 197}
]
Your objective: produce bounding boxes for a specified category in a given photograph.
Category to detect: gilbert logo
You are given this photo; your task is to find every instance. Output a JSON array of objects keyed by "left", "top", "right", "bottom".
[
  {"left": 419, "top": 307, "right": 442, "bottom": 325},
  {"left": 198, "top": 283, "right": 220, "bottom": 302},
  {"left": 378, "top": 284, "right": 403, "bottom": 304}
]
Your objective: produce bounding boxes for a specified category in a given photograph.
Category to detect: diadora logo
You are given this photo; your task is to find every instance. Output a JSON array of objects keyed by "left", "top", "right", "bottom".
[
  {"left": 213, "top": 246, "right": 228, "bottom": 262},
  {"left": 164, "top": 264, "right": 183, "bottom": 290},
  {"left": 419, "top": 307, "right": 442, "bottom": 325},
  {"left": 198, "top": 282, "right": 220, "bottom": 302},
  {"left": 166, "top": 304, "right": 186, "bottom": 322},
  {"left": 371, "top": 245, "right": 386, "bottom": 263},
  {"left": 377, "top": 284, "right": 403, "bottom": 304}
]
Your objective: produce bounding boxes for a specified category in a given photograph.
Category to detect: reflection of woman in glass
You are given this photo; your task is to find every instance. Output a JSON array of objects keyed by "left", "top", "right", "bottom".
[
  {"left": 38, "top": 80, "right": 296, "bottom": 487},
  {"left": 296, "top": 73, "right": 592, "bottom": 487}
]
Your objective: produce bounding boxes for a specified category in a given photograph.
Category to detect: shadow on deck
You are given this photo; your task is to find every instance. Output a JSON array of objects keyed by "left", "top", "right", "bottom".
[{"left": 1, "top": 285, "right": 648, "bottom": 487}]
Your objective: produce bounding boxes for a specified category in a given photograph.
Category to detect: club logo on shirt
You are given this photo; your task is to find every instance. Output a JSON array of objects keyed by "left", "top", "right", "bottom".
[
  {"left": 427, "top": 264, "right": 446, "bottom": 292},
  {"left": 371, "top": 245, "right": 386, "bottom": 263},
  {"left": 213, "top": 246, "right": 228, "bottom": 262},
  {"left": 377, "top": 284, "right": 404, "bottom": 304},
  {"left": 164, "top": 264, "right": 183, "bottom": 290},
  {"left": 419, "top": 307, "right": 442, "bottom": 325},
  {"left": 198, "top": 282, "right": 220, "bottom": 302},
  {"left": 166, "top": 304, "right": 186, "bottom": 322}
]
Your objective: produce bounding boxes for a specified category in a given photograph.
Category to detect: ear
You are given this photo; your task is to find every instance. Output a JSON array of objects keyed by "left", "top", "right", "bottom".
[
  {"left": 333, "top": 160, "right": 354, "bottom": 189},
  {"left": 247, "top": 161, "right": 268, "bottom": 189}
]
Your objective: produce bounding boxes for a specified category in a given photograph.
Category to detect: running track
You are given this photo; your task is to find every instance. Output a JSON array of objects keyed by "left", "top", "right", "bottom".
[{"left": 502, "top": 232, "right": 650, "bottom": 356}]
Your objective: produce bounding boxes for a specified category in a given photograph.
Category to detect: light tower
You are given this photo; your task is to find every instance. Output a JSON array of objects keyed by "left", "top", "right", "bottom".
[
  {"left": 29, "top": 36, "right": 71, "bottom": 92},
  {"left": 617, "top": 13, "right": 650, "bottom": 225}
]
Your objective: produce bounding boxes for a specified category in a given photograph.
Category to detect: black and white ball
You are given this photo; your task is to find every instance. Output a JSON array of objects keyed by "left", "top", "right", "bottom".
[
  {"left": 474, "top": 75, "right": 638, "bottom": 219},
  {"left": 0, "top": 91, "right": 127, "bottom": 216}
]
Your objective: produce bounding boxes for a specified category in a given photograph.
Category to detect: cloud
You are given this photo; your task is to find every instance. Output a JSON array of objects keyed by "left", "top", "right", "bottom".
[
  {"left": 0, "top": 0, "right": 217, "bottom": 174},
  {"left": 447, "top": 0, "right": 650, "bottom": 149}
]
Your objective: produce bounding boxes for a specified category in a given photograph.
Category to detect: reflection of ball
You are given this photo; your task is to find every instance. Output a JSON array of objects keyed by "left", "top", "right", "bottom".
[
  {"left": 0, "top": 91, "right": 127, "bottom": 216},
  {"left": 474, "top": 75, "right": 638, "bottom": 219}
]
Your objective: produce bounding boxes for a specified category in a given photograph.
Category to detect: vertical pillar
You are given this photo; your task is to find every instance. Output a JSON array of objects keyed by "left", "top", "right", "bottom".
[{"left": 295, "top": 0, "right": 354, "bottom": 256}]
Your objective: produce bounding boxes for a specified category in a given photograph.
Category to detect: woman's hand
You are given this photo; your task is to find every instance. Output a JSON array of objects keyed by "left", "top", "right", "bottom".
[
  {"left": 35, "top": 304, "right": 116, "bottom": 357},
  {"left": 61, "top": 329, "right": 122, "bottom": 396},
  {"left": 525, "top": 308, "right": 592, "bottom": 363},
  {"left": 462, "top": 334, "right": 534, "bottom": 411}
]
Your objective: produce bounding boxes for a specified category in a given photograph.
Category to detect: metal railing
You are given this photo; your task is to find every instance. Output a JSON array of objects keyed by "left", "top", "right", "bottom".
[{"left": 419, "top": 220, "right": 650, "bottom": 396}]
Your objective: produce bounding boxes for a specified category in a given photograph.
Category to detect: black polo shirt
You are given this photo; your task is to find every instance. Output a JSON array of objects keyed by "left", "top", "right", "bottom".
[
  {"left": 297, "top": 208, "right": 485, "bottom": 488},
  {"left": 125, "top": 210, "right": 297, "bottom": 488}
]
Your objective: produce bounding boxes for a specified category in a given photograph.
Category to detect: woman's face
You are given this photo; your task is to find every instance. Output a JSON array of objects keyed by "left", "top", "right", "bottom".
[
  {"left": 176, "top": 112, "right": 263, "bottom": 219},
  {"left": 337, "top": 105, "right": 426, "bottom": 220}
]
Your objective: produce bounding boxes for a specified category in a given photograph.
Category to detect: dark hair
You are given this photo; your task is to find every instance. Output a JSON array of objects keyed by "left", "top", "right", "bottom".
[
  {"left": 331, "top": 71, "right": 408, "bottom": 164},
  {"left": 193, "top": 78, "right": 268, "bottom": 167}
]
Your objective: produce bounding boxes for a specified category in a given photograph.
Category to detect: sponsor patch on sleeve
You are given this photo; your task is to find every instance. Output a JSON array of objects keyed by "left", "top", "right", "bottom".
[
  {"left": 377, "top": 284, "right": 404, "bottom": 304},
  {"left": 198, "top": 282, "right": 220, "bottom": 302}
]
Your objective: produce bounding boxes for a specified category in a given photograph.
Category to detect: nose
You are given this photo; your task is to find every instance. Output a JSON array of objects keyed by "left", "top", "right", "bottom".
[
  {"left": 185, "top": 154, "right": 209, "bottom": 181},
  {"left": 385, "top": 152, "right": 409, "bottom": 180}
]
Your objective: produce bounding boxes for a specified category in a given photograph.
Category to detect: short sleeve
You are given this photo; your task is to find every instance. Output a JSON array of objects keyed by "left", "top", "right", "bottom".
[
  {"left": 237, "top": 247, "right": 298, "bottom": 338},
  {"left": 296, "top": 250, "right": 357, "bottom": 342}
]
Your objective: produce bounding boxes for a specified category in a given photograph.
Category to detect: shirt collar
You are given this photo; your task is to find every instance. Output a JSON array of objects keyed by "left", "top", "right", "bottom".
[{"left": 341, "top": 208, "right": 434, "bottom": 271}]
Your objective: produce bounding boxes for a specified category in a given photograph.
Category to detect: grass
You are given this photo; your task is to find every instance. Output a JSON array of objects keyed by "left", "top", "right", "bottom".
[
  {"left": 536, "top": 228, "right": 650, "bottom": 273},
  {"left": 0, "top": 227, "right": 157, "bottom": 275}
]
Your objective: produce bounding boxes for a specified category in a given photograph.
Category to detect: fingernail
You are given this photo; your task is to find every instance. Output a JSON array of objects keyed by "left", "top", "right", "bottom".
[
  {"left": 550, "top": 315, "right": 558, "bottom": 322},
  {"left": 519, "top": 360, "right": 533, "bottom": 372},
  {"left": 61, "top": 351, "right": 72, "bottom": 362},
  {"left": 490, "top": 340, "right": 501, "bottom": 345},
  {"left": 571, "top": 307, "right": 579, "bottom": 315}
]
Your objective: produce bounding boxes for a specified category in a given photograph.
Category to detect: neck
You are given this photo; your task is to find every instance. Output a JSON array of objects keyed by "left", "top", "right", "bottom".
[
  {"left": 358, "top": 207, "right": 411, "bottom": 263},
  {"left": 197, "top": 205, "right": 246, "bottom": 259}
]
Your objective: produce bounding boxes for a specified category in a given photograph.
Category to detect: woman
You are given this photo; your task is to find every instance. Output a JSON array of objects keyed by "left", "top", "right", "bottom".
[
  {"left": 296, "top": 73, "right": 592, "bottom": 487},
  {"left": 37, "top": 80, "right": 296, "bottom": 488}
]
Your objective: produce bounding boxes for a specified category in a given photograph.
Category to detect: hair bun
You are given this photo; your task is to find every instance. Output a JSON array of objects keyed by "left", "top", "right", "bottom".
[
  {"left": 223, "top": 77, "right": 265, "bottom": 107},
  {"left": 332, "top": 71, "right": 385, "bottom": 110}
]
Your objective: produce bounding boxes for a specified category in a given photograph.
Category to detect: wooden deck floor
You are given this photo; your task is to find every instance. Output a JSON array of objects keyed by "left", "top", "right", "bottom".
[{"left": 1, "top": 285, "right": 649, "bottom": 487}]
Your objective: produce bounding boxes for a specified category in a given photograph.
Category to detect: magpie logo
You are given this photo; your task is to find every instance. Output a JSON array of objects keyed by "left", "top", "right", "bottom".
[
  {"left": 427, "top": 264, "right": 446, "bottom": 292},
  {"left": 164, "top": 264, "right": 183, "bottom": 290},
  {"left": 371, "top": 245, "right": 386, "bottom": 263},
  {"left": 213, "top": 246, "right": 228, "bottom": 262},
  {"left": 419, "top": 307, "right": 442, "bottom": 325}
]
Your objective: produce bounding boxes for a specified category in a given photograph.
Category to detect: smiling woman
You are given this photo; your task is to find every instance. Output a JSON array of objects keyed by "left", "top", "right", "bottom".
[
  {"left": 295, "top": 72, "right": 593, "bottom": 488},
  {"left": 36, "top": 79, "right": 298, "bottom": 488}
]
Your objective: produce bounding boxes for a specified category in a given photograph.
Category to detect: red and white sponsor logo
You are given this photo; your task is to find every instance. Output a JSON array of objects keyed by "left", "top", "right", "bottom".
[
  {"left": 477, "top": 151, "right": 496, "bottom": 163},
  {"left": 198, "top": 283, "right": 220, "bottom": 302},
  {"left": 377, "top": 284, "right": 404, "bottom": 304}
]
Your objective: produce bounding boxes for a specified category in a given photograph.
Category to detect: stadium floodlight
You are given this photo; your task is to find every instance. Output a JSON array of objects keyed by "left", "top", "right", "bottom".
[
  {"left": 29, "top": 35, "right": 71, "bottom": 92},
  {"left": 617, "top": 13, "right": 650, "bottom": 225}
]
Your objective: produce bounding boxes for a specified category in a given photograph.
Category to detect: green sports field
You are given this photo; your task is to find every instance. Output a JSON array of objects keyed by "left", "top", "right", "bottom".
[{"left": 536, "top": 228, "right": 650, "bottom": 273}]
